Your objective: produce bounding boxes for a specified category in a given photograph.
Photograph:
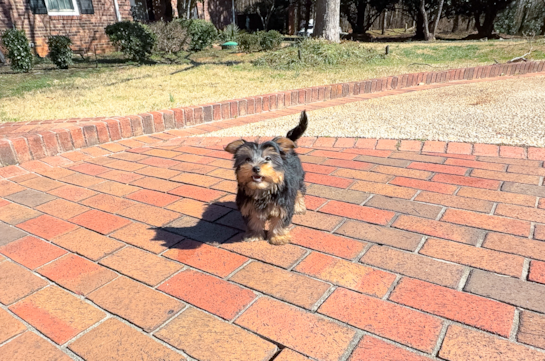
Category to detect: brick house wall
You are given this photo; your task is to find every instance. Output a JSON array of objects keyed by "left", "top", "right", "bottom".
[
  {"left": 197, "top": 0, "right": 232, "bottom": 29},
  {"left": 1, "top": 0, "right": 236, "bottom": 58},
  {"left": 0, "top": 0, "right": 133, "bottom": 56}
]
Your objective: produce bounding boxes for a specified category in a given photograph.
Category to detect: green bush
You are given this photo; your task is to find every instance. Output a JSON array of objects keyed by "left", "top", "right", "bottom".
[
  {"left": 147, "top": 21, "right": 190, "bottom": 55},
  {"left": 47, "top": 35, "right": 73, "bottom": 69},
  {"left": 1, "top": 29, "right": 33, "bottom": 73},
  {"left": 105, "top": 21, "right": 155, "bottom": 63},
  {"left": 238, "top": 30, "right": 283, "bottom": 53},
  {"left": 254, "top": 38, "right": 380, "bottom": 70},
  {"left": 238, "top": 32, "right": 261, "bottom": 52},
  {"left": 180, "top": 19, "right": 217, "bottom": 51},
  {"left": 218, "top": 23, "right": 240, "bottom": 43},
  {"left": 258, "top": 30, "right": 283, "bottom": 51},
  {"left": 495, "top": 1, "right": 545, "bottom": 35}
]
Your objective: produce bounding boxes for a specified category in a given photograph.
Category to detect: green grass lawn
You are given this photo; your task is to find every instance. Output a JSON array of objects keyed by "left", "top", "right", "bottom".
[{"left": 1, "top": 35, "right": 543, "bottom": 122}]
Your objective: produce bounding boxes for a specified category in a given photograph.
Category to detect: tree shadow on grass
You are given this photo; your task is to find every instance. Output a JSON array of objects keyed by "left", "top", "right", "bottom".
[
  {"left": 169, "top": 53, "right": 244, "bottom": 75},
  {"left": 151, "top": 201, "right": 247, "bottom": 251}
]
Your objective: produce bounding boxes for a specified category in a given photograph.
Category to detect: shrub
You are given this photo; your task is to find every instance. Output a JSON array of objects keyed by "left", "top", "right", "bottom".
[
  {"left": 180, "top": 19, "right": 217, "bottom": 51},
  {"left": 47, "top": 35, "right": 73, "bottom": 69},
  {"left": 105, "top": 21, "right": 155, "bottom": 63},
  {"left": 1, "top": 29, "right": 33, "bottom": 73},
  {"left": 258, "top": 30, "right": 283, "bottom": 51},
  {"left": 495, "top": 1, "right": 545, "bottom": 35},
  {"left": 254, "top": 38, "right": 380, "bottom": 70},
  {"left": 219, "top": 23, "right": 240, "bottom": 43},
  {"left": 147, "top": 21, "right": 190, "bottom": 55},
  {"left": 238, "top": 30, "right": 283, "bottom": 53},
  {"left": 238, "top": 32, "right": 261, "bottom": 52}
]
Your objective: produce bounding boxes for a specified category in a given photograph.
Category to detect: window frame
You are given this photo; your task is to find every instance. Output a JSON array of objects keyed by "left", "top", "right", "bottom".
[{"left": 44, "top": 0, "right": 80, "bottom": 16}]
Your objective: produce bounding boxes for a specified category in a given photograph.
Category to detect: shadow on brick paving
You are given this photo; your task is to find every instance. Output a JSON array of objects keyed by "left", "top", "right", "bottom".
[{"left": 151, "top": 201, "right": 248, "bottom": 250}]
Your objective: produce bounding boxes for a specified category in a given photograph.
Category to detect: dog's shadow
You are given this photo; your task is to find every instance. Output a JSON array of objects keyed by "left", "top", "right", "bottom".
[{"left": 150, "top": 201, "right": 249, "bottom": 250}]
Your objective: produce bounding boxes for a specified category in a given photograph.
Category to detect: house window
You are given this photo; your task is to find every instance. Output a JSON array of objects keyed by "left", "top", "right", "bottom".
[
  {"left": 45, "top": 0, "right": 79, "bottom": 15},
  {"left": 29, "top": 0, "right": 94, "bottom": 15}
]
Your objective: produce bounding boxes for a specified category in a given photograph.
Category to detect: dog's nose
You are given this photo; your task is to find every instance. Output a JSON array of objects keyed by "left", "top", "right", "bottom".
[{"left": 252, "top": 166, "right": 260, "bottom": 174}]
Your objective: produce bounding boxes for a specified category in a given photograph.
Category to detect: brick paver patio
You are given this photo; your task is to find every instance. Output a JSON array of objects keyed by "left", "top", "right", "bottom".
[
  {"left": 2, "top": 73, "right": 545, "bottom": 360},
  {"left": 2, "top": 133, "right": 545, "bottom": 360}
]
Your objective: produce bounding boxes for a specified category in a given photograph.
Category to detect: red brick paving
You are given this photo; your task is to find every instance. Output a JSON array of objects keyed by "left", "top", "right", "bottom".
[
  {"left": 1, "top": 76, "right": 545, "bottom": 360},
  {"left": 159, "top": 269, "right": 256, "bottom": 320},
  {"left": 9, "top": 286, "right": 105, "bottom": 344},
  {"left": 319, "top": 287, "right": 443, "bottom": 353}
]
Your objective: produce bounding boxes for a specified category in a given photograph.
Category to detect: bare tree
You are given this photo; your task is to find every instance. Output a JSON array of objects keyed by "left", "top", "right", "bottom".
[
  {"left": 255, "top": 0, "right": 276, "bottom": 30},
  {"left": 456, "top": 0, "right": 515, "bottom": 38},
  {"left": 303, "top": 0, "right": 312, "bottom": 35},
  {"left": 340, "top": 0, "right": 397, "bottom": 36},
  {"left": 419, "top": 0, "right": 432, "bottom": 39},
  {"left": 431, "top": 0, "right": 444, "bottom": 37},
  {"left": 452, "top": 14, "right": 460, "bottom": 32},
  {"left": 314, "top": 0, "right": 340, "bottom": 41},
  {"left": 416, "top": 0, "right": 443, "bottom": 40},
  {"left": 177, "top": 0, "right": 199, "bottom": 20}
]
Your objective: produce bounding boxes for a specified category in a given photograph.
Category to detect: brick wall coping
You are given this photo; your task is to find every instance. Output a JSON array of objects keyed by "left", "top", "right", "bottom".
[{"left": 1, "top": 60, "right": 544, "bottom": 167}]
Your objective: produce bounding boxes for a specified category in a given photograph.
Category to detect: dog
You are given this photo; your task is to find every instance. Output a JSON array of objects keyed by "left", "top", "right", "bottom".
[{"left": 224, "top": 111, "right": 308, "bottom": 245}]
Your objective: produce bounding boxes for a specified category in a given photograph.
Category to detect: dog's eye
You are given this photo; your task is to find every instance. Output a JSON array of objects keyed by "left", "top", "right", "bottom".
[
  {"left": 264, "top": 156, "right": 271, "bottom": 162},
  {"left": 245, "top": 157, "right": 252, "bottom": 162}
]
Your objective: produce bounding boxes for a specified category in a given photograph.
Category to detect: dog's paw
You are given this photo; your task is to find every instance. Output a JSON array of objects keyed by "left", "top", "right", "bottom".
[
  {"left": 294, "top": 191, "right": 307, "bottom": 215},
  {"left": 243, "top": 233, "right": 265, "bottom": 242},
  {"left": 268, "top": 234, "right": 291, "bottom": 245},
  {"left": 294, "top": 205, "right": 307, "bottom": 215}
]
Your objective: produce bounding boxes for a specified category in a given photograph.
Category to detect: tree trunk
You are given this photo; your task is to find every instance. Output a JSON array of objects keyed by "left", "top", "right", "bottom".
[
  {"left": 513, "top": 0, "right": 526, "bottom": 34},
  {"left": 382, "top": 10, "right": 387, "bottom": 34},
  {"left": 389, "top": 8, "right": 395, "bottom": 25},
  {"left": 314, "top": 0, "right": 341, "bottom": 42},
  {"left": 419, "top": 0, "right": 432, "bottom": 40},
  {"left": 353, "top": 0, "right": 367, "bottom": 34},
  {"left": 266, "top": 1, "right": 275, "bottom": 30},
  {"left": 541, "top": 15, "right": 545, "bottom": 35},
  {"left": 516, "top": 2, "right": 528, "bottom": 35},
  {"left": 475, "top": 8, "right": 498, "bottom": 38},
  {"left": 147, "top": 0, "right": 156, "bottom": 21},
  {"left": 288, "top": 1, "right": 296, "bottom": 35},
  {"left": 304, "top": 0, "right": 312, "bottom": 35},
  {"left": 415, "top": 10, "right": 425, "bottom": 39},
  {"left": 257, "top": 8, "right": 266, "bottom": 29},
  {"left": 466, "top": 17, "right": 472, "bottom": 31},
  {"left": 297, "top": 0, "right": 304, "bottom": 33},
  {"left": 177, "top": 0, "right": 184, "bottom": 20},
  {"left": 164, "top": 0, "right": 173, "bottom": 21},
  {"left": 431, "top": 0, "right": 444, "bottom": 37},
  {"left": 452, "top": 14, "right": 460, "bottom": 32}
]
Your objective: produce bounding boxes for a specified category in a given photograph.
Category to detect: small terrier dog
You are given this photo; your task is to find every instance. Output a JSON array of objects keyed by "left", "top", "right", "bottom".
[{"left": 224, "top": 111, "right": 308, "bottom": 245}]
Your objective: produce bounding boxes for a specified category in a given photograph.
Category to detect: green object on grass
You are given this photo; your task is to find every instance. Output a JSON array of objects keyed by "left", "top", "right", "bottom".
[{"left": 221, "top": 41, "right": 238, "bottom": 50}]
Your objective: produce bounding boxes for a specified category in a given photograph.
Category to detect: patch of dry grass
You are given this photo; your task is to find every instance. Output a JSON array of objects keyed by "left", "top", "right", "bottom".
[{"left": 1, "top": 38, "right": 543, "bottom": 122}]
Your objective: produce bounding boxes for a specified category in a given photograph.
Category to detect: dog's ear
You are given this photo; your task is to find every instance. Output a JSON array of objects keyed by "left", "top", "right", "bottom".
[
  {"left": 274, "top": 137, "right": 296, "bottom": 153},
  {"left": 224, "top": 139, "right": 246, "bottom": 154}
]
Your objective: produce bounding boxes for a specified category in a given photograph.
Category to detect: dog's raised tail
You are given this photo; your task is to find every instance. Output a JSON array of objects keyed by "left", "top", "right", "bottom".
[{"left": 286, "top": 111, "right": 308, "bottom": 142}]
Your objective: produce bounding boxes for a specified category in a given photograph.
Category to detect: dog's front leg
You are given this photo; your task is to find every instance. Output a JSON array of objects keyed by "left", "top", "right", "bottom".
[
  {"left": 242, "top": 212, "right": 266, "bottom": 242},
  {"left": 268, "top": 216, "right": 292, "bottom": 245},
  {"left": 294, "top": 190, "right": 307, "bottom": 215}
]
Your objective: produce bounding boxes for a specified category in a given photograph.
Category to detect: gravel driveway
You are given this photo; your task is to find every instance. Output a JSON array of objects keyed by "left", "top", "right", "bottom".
[{"left": 200, "top": 75, "right": 545, "bottom": 147}]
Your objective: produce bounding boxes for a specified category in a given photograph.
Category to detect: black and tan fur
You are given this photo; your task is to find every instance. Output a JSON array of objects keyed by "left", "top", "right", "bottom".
[{"left": 224, "top": 111, "right": 308, "bottom": 245}]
